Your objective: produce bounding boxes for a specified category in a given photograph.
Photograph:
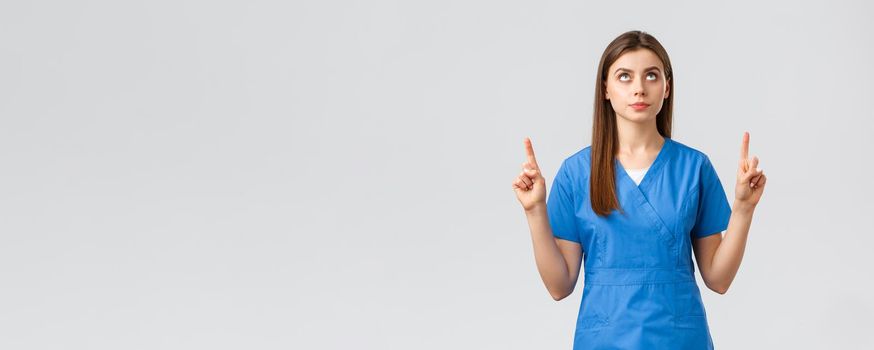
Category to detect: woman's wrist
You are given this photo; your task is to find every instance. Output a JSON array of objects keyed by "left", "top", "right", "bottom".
[
  {"left": 525, "top": 201, "right": 547, "bottom": 216},
  {"left": 732, "top": 200, "right": 756, "bottom": 214}
]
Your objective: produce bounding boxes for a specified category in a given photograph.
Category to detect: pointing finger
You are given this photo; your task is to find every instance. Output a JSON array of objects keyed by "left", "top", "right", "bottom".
[
  {"left": 524, "top": 137, "right": 539, "bottom": 168},
  {"left": 740, "top": 131, "right": 749, "bottom": 161}
]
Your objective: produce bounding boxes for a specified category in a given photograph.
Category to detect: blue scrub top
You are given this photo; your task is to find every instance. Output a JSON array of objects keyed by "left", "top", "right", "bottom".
[{"left": 546, "top": 137, "right": 731, "bottom": 350}]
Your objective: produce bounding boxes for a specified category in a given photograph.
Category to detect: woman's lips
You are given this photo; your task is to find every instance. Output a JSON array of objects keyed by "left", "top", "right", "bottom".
[{"left": 630, "top": 103, "right": 650, "bottom": 111}]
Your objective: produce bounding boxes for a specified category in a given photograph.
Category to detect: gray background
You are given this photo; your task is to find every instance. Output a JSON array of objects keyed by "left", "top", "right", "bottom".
[{"left": 1, "top": 0, "right": 871, "bottom": 348}]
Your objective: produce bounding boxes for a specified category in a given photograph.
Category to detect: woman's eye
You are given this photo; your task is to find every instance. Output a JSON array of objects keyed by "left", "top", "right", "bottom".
[
  {"left": 619, "top": 74, "right": 630, "bottom": 81},
  {"left": 646, "top": 73, "right": 658, "bottom": 81}
]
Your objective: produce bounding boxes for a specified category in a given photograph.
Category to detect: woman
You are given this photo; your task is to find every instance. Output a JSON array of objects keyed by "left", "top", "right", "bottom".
[{"left": 511, "top": 30, "right": 766, "bottom": 349}]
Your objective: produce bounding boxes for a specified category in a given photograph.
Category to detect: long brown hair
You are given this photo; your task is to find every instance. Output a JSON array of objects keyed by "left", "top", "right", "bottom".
[{"left": 590, "top": 30, "right": 674, "bottom": 217}]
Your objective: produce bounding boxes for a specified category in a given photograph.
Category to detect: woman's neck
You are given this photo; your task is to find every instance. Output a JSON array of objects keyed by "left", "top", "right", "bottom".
[{"left": 615, "top": 117, "right": 663, "bottom": 156}]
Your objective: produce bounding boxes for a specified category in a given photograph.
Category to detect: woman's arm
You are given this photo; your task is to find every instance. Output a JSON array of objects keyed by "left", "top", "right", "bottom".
[
  {"left": 694, "top": 132, "right": 767, "bottom": 294},
  {"left": 512, "top": 138, "right": 583, "bottom": 301},
  {"left": 525, "top": 204, "right": 583, "bottom": 301},
  {"left": 693, "top": 202, "right": 755, "bottom": 294}
]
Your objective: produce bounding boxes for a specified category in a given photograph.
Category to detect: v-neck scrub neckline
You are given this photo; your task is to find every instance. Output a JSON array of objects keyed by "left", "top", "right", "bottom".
[{"left": 615, "top": 136, "right": 673, "bottom": 190}]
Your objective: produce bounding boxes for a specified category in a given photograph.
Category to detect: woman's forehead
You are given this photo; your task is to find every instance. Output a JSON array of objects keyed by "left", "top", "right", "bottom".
[{"left": 609, "top": 49, "right": 664, "bottom": 73}]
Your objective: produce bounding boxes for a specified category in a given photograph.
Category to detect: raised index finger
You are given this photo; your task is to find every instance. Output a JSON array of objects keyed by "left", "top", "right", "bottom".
[
  {"left": 524, "top": 137, "right": 539, "bottom": 167},
  {"left": 740, "top": 131, "right": 750, "bottom": 161}
]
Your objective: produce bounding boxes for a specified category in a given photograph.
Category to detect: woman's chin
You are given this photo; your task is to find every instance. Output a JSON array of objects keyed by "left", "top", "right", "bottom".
[{"left": 617, "top": 113, "right": 658, "bottom": 124}]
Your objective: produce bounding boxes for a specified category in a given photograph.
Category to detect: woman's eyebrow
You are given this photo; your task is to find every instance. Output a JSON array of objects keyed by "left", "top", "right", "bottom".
[{"left": 614, "top": 66, "right": 662, "bottom": 74}]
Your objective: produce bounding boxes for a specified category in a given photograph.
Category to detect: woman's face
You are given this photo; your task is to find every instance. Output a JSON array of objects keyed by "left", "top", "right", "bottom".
[{"left": 604, "top": 48, "right": 670, "bottom": 123}]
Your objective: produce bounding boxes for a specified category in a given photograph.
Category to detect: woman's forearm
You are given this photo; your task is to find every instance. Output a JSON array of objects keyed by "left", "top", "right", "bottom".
[
  {"left": 708, "top": 201, "right": 756, "bottom": 293},
  {"left": 525, "top": 204, "right": 573, "bottom": 300}
]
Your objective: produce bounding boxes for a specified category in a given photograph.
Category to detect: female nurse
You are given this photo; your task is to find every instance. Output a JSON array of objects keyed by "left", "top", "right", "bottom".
[{"left": 511, "top": 30, "right": 766, "bottom": 349}]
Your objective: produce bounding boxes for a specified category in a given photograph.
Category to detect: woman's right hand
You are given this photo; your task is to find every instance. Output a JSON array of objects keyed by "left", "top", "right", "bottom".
[{"left": 512, "top": 137, "right": 547, "bottom": 211}]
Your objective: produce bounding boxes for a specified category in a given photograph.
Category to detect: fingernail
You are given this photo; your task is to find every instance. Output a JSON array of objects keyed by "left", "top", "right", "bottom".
[{"left": 756, "top": 168, "right": 762, "bottom": 172}]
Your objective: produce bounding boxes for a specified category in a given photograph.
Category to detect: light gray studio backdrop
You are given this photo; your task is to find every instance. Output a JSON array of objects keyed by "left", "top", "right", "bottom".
[{"left": 1, "top": 0, "right": 872, "bottom": 349}]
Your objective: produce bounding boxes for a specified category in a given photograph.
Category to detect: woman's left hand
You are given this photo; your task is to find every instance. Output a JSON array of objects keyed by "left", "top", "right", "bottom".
[{"left": 735, "top": 131, "right": 766, "bottom": 207}]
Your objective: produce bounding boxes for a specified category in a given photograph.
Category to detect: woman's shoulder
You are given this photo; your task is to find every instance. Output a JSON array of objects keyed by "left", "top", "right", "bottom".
[
  {"left": 560, "top": 145, "right": 592, "bottom": 168},
  {"left": 565, "top": 145, "right": 592, "bottom": 163},
  {"left": 666, "top": 137, "right": 715, "bottom": 170},
  {"left": 555, "top": 145, "right": 592, "bottom": 183}
]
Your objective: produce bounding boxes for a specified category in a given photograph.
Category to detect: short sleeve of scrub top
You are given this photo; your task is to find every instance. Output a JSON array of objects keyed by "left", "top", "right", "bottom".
[
  {"left": 547, "top": 159, "right": 581, "bottom": 243},
  {"left": 690, "top": 155, "right": 732, "bottom": 239}
]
